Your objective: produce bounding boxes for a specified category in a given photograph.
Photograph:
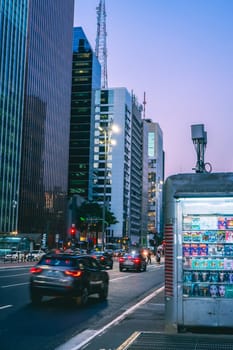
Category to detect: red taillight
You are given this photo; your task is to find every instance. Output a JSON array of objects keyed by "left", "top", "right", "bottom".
[
  {"left": 133, "top": 258, "right": 141, "bottom": 264},
  {"left": 100, "top": 256, "right": 105, "bottom": 261},
  {"left": 30, "top": 267, "right": 43, "bottom": 274},
  {"left": 64, "top": 270, "right": 83, "bottom": 278},
  {"left": 119, "top": 257, "right": 124, "bottom": 263}
]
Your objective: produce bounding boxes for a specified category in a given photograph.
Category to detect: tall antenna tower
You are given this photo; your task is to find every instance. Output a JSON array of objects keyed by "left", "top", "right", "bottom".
[
  {"left": 143, "top": 92, "right": 146, "bottom": 119},
  {"left": 95, "top": 0, "right": 108, "bottom": 88}
]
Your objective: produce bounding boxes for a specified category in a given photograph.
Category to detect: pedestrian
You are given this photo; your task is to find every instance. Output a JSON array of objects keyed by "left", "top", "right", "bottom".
[
  {"left": 147, "top": 250, "right": 152, "bottom": 264},
  {"left": 156, "top": 250, "right": 161, "bottom": 264}
]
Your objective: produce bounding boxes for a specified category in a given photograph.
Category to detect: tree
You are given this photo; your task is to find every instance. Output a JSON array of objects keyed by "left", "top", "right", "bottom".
[{"left": 75, "top": 201, "right": 118, "bottom": 244}]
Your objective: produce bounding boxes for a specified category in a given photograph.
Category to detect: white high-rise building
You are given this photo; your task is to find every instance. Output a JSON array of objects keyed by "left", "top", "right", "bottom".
[{"left": 90, "top": 88, "right": 143, "bottom": 246}]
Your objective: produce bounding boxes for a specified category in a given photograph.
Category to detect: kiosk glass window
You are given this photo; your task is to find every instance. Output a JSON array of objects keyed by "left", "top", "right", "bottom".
[{"left": 180, "top": 197, "right": 233, "bottom": 299}]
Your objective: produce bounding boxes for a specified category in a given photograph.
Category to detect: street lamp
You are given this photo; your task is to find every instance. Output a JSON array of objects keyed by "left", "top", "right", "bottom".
[
  {"left": 98, "top": 124, "right": 119, "bottom": 250},
  {"left": 156, "top": 179, "right": 163, "bottom": 235}
]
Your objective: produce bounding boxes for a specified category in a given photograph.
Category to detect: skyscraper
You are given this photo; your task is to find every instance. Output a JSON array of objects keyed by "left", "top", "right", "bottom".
[
  {"left": 18, "top": 0, "right": 74, "bottom": 244},
  {"left": 129, "top": 95, "right": 143, "bottom": 244},
  {"left": 0, "top": 0, "right": 28, "bottom": 233},
  {"left": 68, "top": 27, "right": 101, "bottom": 200},
  {"left": 146, "top": 119, "right": 164, "bottom": 237},
  {"left": 91, "top": 88, "right": 143, "bottom": 244},
  {"left": 141, "top": 119, "right": 150, "bottom": 245}
]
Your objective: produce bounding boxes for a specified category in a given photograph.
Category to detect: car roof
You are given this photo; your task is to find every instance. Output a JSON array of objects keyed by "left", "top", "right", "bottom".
[{"left": 42, "top": 252, "right": 85, "bottom": 259}]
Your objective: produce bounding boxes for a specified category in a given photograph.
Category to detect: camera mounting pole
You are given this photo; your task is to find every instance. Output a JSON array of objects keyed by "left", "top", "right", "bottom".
[{"left": 191, "top": 124, "right": 212, "bottom": 173}]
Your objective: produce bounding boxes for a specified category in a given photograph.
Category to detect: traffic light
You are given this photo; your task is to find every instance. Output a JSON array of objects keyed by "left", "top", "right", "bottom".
[{"left": 70, "top": 226, "right": 76, "bottom": 236}]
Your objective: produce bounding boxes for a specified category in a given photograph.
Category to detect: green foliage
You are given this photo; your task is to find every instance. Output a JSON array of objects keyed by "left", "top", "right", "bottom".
[{"left": 76, "top": 201, "right": 118, "bottom": 228}]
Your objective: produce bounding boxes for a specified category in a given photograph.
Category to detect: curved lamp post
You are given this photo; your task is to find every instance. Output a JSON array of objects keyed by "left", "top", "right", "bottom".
[{"left": 98, "top": 124, "right": 119, "bottom": 250}]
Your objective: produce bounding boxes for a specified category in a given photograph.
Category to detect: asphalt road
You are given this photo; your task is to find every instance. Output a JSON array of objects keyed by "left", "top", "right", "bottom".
[{"left": 0, "top": 258, "right": 164, "bottom": 350}]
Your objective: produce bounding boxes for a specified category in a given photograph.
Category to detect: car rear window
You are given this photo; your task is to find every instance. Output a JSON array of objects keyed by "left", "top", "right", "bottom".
[
  {"left": 124, "top": 253, "right": 140, "bottom": 258},
  {"left": 39, "top": 256, "right": 76, "bottom": 267}
]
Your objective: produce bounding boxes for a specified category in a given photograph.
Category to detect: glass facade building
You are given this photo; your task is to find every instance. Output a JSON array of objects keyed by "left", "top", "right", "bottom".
[
  {"left": 0, "top": 0, "right": 28, "bottom": 233},
  {"left": 141, "top": 120, "right": 150, "bottom": 244},
  {"left": 146, "top": 119, "right": 164, "bottom": 237},
  {"left": 68, "top": 27, "right": 101, "bottom": 200},
  {"left": 18, "top": 0, "right": 74, "bottom": 241}
]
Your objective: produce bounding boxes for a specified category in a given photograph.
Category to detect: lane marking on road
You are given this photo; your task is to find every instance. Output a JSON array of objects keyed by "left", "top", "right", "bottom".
[
  {"left": 117, "top": 331, "right": 140, "bottom": 350},
  {"left": 1, "top": 282, "right": 29, "bottom": 288},
  {"left": 56, "top": 285, "right": 165, "bottom": 350},
  {"left": 110, "top": 275, "right": 134, "bottom": 282},
  {"left": 0, "top": 304, "right": 13, "bottom": 310},
  {"left": 0, "top": 273, "right": 29, "bottom": 278}
]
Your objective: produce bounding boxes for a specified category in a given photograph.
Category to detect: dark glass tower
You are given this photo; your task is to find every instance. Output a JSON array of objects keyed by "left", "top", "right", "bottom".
[
  {"left": 68, "top": 27, "right": 101, "bottom": 200},
  {"left": 18, "top": 0, "right": 74, "bottom": 243},
  {"left": 0, "top": 0, "right": 28, "bottom": 233}
]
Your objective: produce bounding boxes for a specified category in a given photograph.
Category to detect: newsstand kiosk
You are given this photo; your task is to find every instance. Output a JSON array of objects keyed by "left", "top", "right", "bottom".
[{"left": 164, "top": 172, "right": 233, "bottom": 332}]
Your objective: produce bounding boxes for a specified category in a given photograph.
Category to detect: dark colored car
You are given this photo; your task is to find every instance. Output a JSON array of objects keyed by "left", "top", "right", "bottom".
[
  {"left": 119, "top": 252, "right": 147, "bottom": 272},
  {"left": 90, "top": 251, "right": 113, "bottom": 269},
  {"left": 29, "top": 253, "right": 109, "bottom": 305}
]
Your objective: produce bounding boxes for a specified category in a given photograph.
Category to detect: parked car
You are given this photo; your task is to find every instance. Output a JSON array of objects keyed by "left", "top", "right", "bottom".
[
  {"left": 29, "top": 252, "right": 109, "bottom": 305},
  {"left": 4, "top": 251, "right": 25, "bottom": 262},
  {"left": 26, "top": 250, "right": 45, "bottom": 261},
  {"left": 119, "top": 252, "right": 147, "bottom": 272},
  {"left": 90, "top": 250, "right": 113, "bottom": 269}
]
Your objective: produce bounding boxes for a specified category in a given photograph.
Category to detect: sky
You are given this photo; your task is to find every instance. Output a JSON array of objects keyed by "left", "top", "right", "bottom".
[{"left": 74, "top": 0, "right": 233, "bottom": 179}]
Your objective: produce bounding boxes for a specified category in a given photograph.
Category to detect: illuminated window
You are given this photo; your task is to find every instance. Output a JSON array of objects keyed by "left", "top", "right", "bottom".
[{"left": 148, "top": 132, "right": 155, "bottom": 157}]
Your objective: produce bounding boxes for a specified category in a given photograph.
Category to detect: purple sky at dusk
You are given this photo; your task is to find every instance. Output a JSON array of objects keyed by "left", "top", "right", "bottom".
[{"left": 74, "top": 0, "right": 233, "bottom": 179}]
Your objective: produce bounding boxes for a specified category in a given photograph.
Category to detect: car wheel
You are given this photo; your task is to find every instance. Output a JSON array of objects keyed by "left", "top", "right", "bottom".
[
  {"left": 99, "top": 281, "right": 108, "bottom": 301},
  {"left": 30, "top": 290, "right": 42, "bottom": 305},
  {"left": 143, "top": 264, "right": 147, "bottom": 272},
  {"left": 119, "top": 266, "right": 123, "bottom": 272},
  {"left": 76, "top": 287, "right": 89, "bottom": 306}
]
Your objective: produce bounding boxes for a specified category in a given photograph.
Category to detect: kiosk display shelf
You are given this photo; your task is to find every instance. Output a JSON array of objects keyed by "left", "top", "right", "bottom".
[{"left": 182, "top": 214, "right": 233, "bottom": 299}]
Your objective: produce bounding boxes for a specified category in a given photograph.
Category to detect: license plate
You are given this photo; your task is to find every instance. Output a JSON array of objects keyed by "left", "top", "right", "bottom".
[
  {"left": 125, "top": 261, "right": 133, "bottom": 266},
  {"left": 45, "top": 270, "right": 62, "bottom": 278}
]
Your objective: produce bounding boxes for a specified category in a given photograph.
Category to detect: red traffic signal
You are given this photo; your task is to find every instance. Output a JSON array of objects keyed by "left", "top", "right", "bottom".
[{"left": 70, "top": 227, "right": 76, "bottom": 236}]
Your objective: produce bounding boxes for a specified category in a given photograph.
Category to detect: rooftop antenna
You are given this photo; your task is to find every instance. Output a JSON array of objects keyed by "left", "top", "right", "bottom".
[
  {"left": 191, "top": 124, "right": 212, "bottom": 173},
  {"left": 95, "top": 0, "right": 108, "bottom": 88},
  {"left": 143, "top": 92, "right": 146, "bottom": 119}
]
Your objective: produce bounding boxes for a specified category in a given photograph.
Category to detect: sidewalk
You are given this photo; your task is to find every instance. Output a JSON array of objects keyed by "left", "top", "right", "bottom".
[
  {"left": 116, "top": 287, "right": 233, "bottom": 350},
  {"left": 79, "top": 286, "right": 233, "bottom": 350}
]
